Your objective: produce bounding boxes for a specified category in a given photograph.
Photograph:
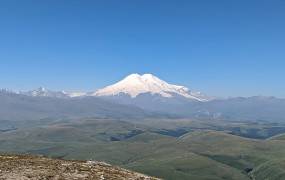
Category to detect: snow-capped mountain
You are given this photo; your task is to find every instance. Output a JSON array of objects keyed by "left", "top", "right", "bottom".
[
  {"left": 93, "top": 73, "right": 210, "bottom": 101},
  {"left": 21, "top": 87, "right": 68, "bottom": 98},
  {"left": 21, "top": 87, "right": 86, "bottom": 98}
]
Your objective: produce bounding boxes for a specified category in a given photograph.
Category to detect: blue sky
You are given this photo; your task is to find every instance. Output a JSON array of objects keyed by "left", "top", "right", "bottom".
[{"left": 0, "top": 0, "right": 284, "bottom": 97}]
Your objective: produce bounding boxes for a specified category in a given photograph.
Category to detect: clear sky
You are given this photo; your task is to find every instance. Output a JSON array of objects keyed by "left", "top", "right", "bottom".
[{"left": 0, "top": 0, "right": 284, "bottom": 98}]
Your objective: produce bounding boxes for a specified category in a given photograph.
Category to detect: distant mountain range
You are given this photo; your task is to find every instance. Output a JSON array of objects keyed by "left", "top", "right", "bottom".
[
  {"left": 14, "top": 73, "right": 212, "bottom": 101},
  {"left": 0, "top": 89, "right": 155, "bottom": 121},
  {"left": 1, "top": 73, "right": 285, "bottom": 122}
]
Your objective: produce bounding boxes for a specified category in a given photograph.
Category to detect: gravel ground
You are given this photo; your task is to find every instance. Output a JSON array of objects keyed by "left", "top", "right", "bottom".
[{"left": 0, "top": 154, "right": 159, "bottom": 180}]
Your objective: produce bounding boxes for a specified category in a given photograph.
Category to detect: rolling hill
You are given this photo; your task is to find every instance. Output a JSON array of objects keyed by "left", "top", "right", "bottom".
[{"left": 1, "top": 118, "right": 285, "bottom": 180}]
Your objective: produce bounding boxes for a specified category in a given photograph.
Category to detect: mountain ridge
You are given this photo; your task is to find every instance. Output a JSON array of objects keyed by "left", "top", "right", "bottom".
[
  {"left": 11, "top": 73, "right": 212, "bottom": 102},
  {"left": 3, "top": 73, "right": 283, "bottom": 101},
  {"left": 1, "top": 74, "right": 285, "bottom": 123}
]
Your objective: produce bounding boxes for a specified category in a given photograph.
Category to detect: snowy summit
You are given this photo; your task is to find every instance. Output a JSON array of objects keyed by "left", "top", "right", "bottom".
[{"left": 94, "top": 73, "right": 209, "bottom": 101}]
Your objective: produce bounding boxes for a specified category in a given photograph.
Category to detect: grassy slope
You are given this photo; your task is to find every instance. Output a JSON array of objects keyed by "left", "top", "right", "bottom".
[
  {"left": 270, "top": 133, "right": 285, "bottom": 140},
  {"left": 250, "top": 159, "right": 285, "bottom": 180},
  {"left": 1, "top": 119, "right": 285, "bottom": 180}
]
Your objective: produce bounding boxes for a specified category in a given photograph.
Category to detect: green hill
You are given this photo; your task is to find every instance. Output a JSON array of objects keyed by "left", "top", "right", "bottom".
[
  {"left": 1, "top": 118, "right": 285, "bottom": 180},
  {"left": 250, "top": 159, "right": 285, "bottom": 180}
]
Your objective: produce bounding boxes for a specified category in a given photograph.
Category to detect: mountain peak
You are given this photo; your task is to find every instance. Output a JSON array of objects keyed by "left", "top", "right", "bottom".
[
  {"left": 125, "top": 73, "right": 141, "bottom": 78},
  {"left": 29, "top": 87, "right": 48, "bottom": 96},
  {"left": 21, "top": 87, "right": 67, "bottom": 98},
  {"left": 38, "top": 87, "right": 46, "bottom": 91},
  {"left": 94, "top": 73, "right": 210, "bottom": 101},
  {"left": 141, "top": 73, "right": 156, "bottom": 79},
  {"left": 123, "top": 73, "right": 159, "bottom": 82}
]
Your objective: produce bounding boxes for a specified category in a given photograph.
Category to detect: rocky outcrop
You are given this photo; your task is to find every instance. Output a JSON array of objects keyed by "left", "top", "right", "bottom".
[{"left": 0, "top": 155, "right": 159, "bottom": 180}]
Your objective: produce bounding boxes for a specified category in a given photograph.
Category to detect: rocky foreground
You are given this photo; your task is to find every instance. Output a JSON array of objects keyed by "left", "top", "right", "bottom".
[{"left": 0, "top": 155, "right": 159, "bottom": 180}]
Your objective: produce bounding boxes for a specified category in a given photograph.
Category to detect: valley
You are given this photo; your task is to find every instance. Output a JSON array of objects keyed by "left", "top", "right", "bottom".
[{"left": 1, "top": 117, "right": 285, "bottom": 180}]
